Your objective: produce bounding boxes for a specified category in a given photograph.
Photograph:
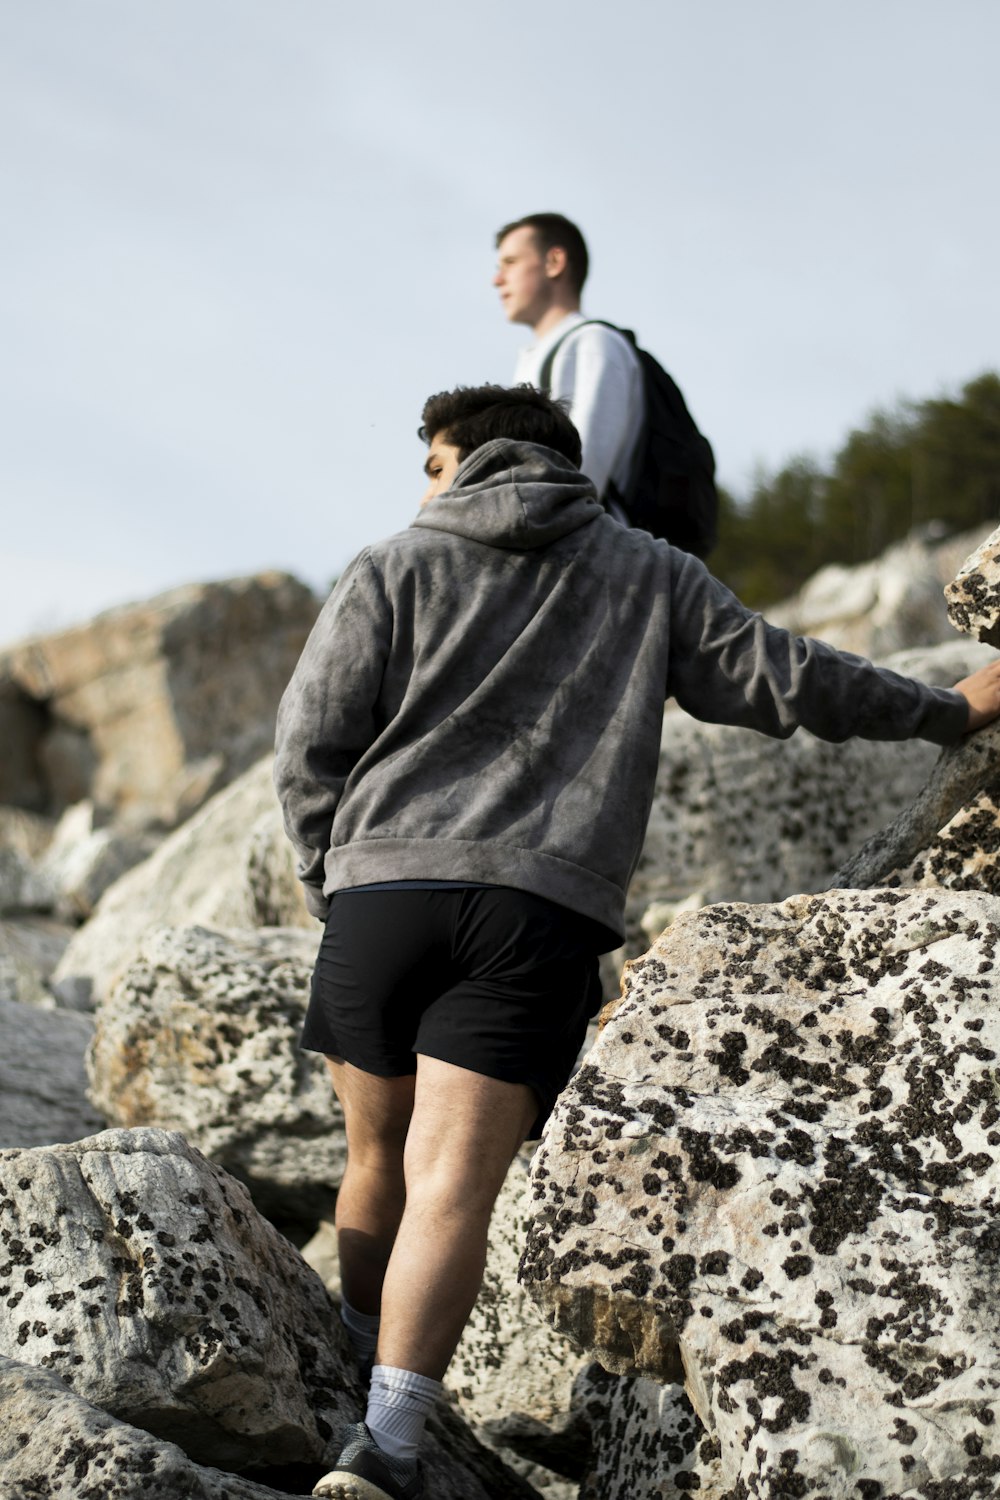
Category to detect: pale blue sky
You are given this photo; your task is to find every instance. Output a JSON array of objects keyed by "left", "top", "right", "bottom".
[{"left": 3, "top": 1, "right": 998, "bottom": 644}]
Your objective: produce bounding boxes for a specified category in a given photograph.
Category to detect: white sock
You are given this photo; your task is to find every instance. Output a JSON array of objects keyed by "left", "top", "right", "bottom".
[
  {"left": 365, "top": 1364, "right": 442, "bottom": 1464},
  {"left": 340, "top": 1297, "right": 380, "bottom": 1367}
]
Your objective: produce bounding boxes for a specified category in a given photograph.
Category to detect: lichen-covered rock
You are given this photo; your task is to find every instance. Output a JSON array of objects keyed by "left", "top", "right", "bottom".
[
  {"left": 945, "top": 525, "right": 1000, "bottom": 645},
  {"left": 0, "top": 995, "right": 104, "bottom": 1147},
  {"left": 0, "top": 1354, "right": 312, "bottom": 1500},
  {"left": 890, "top": 785, "right": 1000, "bottom": 894},
  {"left": 0, "top": 572, "right": 319, "bottom": 829},
  {"left": 53, "top": 757, "right": 312, "bottom": 1008},
  {"left": 448, "top": 1153, "right": 586, "bottom": 1429},
  {"left": 522, "top": 888, "right": 1000, "bottom": 1496},
  {"left": 87, "top": 927, "right": 338, "bottom": 1219},
  {"left": 0, "top": 1132, "right": 537, "bottom": 1499},
  {"left": 572, "top": 1365, "right": 725, "bottom": 1499},
  {"left": 0, "top": 1128, "right": 358, "bottom": 1469}
]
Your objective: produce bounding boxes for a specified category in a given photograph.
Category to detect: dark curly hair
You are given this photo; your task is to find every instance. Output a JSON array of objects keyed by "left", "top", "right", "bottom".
[{"left": 419, "top": 384, "right": 582, "bottom": 469}]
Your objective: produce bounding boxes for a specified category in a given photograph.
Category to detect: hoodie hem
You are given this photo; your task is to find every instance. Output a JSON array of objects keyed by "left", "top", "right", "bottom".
[{"left": 323, "top": 837, "right": 624, "bottom": 951}]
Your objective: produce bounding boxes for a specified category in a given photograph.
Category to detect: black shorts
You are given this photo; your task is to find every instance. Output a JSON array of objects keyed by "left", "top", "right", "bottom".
[{"left": 301, "top": 885, "right": 604, "bottom": 1138}]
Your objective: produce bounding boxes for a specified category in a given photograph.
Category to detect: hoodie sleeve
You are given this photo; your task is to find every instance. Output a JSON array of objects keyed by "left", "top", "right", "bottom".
[
  {"left": 273, "top": 551, "right": 392, "bottom": 918},
  {"left": 664, "top": 547, "right": 969, "bottom": 746}
]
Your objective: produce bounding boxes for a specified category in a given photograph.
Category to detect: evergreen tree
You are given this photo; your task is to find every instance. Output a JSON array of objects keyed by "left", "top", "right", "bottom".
[{"left": 711, "top": 371, "right": 1000, "bottom": 608}]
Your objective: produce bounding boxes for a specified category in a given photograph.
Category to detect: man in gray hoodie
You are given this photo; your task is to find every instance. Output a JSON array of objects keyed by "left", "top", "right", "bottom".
[{"left": 274, "top": 385, "right": 1000, "bottom": 1500}]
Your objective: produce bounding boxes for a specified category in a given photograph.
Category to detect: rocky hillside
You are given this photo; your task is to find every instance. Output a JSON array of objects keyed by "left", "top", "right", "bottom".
[{"left": 3, "top": 525, "right": 1000, "bottom": 1499}]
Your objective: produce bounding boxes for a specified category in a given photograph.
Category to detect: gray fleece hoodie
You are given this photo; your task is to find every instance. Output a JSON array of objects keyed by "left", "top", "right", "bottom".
[{"left": 273, "top": 438, "right": 967, "bottom": 947}]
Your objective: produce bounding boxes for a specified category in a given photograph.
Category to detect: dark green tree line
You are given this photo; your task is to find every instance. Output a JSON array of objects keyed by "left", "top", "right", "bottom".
[{"left": 711, "top": 371, "right": 1000, "bottom": 607}]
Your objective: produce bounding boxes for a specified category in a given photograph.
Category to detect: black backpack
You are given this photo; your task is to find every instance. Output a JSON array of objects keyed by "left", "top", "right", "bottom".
[{"left": 538, "top": 320, "right": 718, "bottom": 558}]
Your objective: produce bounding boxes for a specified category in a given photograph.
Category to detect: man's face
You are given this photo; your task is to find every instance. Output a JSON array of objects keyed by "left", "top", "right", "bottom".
[
  {"left": 493, "top": 226, "right": 554, "bottom": 326},
  {"left": 421, "top": 434, "right": 463, "bottom": 507}
]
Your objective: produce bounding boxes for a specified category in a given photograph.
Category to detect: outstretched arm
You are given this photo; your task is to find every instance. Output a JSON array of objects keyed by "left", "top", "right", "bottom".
[
  {"left": 954, "top": 658, "right": 1000, "bottom": 731},
  {"left": 665, "top": 548, "right": 971, "bottom": 747}
]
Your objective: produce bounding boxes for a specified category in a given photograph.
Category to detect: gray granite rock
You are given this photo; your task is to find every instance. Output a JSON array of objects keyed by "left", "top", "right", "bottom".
[
  {"left": 87, "top": 926, "right": 337, "bottom": 1219},
  {"left": 53, "top": 757, "right": 313, "bottom": 1008},
  {"left": 38, "top": 800, "right": 158, "bottom": 921},
  {"left": 0, "top": 994, "right": 104, "bottom": 1147},
  {"left": 0, "top": 1354, "right": 313, "bottom": 1500},
  {"left": 0, "top": 914, "right": 74, "bottom": 1007},
  {"left": 522, "top": 888, "right": 1000, "bottom": 1496}
]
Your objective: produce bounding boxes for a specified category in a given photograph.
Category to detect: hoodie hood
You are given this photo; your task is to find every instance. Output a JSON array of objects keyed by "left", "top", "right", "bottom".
[{"left": 412, "top": 438, "right": 603, "bottom": 551}]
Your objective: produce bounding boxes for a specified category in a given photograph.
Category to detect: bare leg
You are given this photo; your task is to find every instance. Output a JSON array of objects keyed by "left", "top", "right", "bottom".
[
  {"left": 375, "top": 1054, "right": 537, "bottom": 1380},
  {"left": 325, "top": 1057, "right": 415, "bottom": 1316}
]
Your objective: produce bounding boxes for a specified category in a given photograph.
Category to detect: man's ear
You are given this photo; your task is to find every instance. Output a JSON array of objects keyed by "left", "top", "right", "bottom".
[{"left": 544, "top": 245, "right": 569, "bottom": 280}]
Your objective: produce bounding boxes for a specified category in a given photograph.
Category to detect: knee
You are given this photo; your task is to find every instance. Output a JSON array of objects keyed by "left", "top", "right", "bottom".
[{"left": 403, "top": 1159, "right": 502, "bottom": 1223}]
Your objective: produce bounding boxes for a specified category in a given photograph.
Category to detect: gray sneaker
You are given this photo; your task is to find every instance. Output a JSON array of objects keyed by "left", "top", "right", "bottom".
[{"left": 313, "top": 1422, "right": 423, "bottom": 1500}]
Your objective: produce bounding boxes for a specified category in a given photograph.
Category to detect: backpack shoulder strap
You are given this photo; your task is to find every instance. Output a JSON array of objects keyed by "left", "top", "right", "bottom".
[{"left": 536, "top": 320, "right": 637, "bottom": 393}]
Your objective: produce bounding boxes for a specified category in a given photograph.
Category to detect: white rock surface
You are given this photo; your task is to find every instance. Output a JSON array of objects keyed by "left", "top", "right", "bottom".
[
  {"left": 38, "top": 800, "right": 158, "bottom": 920},
  {"left": 0, "top": 1128, "right": 359, "bottom": 1469},
  {"left": 0, "top": 1129, "right": 536, "bottom": 1498},
  {"left": 54, "top": 757, "right": 313, "bottom": 1007},
  {"left": 87, "top": 926, "right": 338, "bottom": 1218},
  {"left": 522, "top": 888, "right": 1000, "bottom": 1496},
  {"left": 0, "top": 994, "right": 104, "bottom": 1147},
  {"left": 765, "top": 532, "right": 955, "bottom": 660},
  {"left": 0, "top": 1354, "right": 314, "bottom": 1500},
  {"left": 945, "top": 523, "right": 1000, "bottom": 646}
]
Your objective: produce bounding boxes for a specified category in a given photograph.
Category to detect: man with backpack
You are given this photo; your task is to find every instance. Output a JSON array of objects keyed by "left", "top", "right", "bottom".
[
  {"left": 274, "top": 381, "right": 1000, "bottom": 1499},
  {"left": 494, "top": 211, "right": 718, "bottom": 557}
]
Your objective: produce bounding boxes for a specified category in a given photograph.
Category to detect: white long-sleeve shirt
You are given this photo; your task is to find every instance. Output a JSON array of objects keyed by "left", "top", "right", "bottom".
[{"left": 514, "top": 311, "right": 644, "bottom": 503}]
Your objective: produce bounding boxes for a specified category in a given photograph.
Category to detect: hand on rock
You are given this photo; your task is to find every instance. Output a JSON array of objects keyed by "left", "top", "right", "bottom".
[{"left": 955, "top": 658, "right": 1000, "bottom": 732}]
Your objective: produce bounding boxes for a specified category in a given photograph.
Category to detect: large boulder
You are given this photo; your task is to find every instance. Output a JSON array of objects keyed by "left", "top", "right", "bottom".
[
  {"left": 0, "top": 994, "right": 104, "bottom": 1147},
  {"left": 0, "top": 1128, "right": 541, "bottom": 1499},
  {"left": 0, "top": 1128, "right": 356, "bottom": 1469},
  {"left": 0, "top": 1354, "right": 315, "bottom": 1500},
  {"left": 87, "top": 926, "right": 336, "bottom": 1220},
  {"left": 764, "top": 523, "right": 988, "bottom": 660},
  {"left": 522, "top": 888, "right": 1000, "bottom": 1496},
  {"left": 53, "top": 756, "right": 312, "bottom": 1008},
  {"left": 0, "top": 572, "right": 318, "bottom": 829}
]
